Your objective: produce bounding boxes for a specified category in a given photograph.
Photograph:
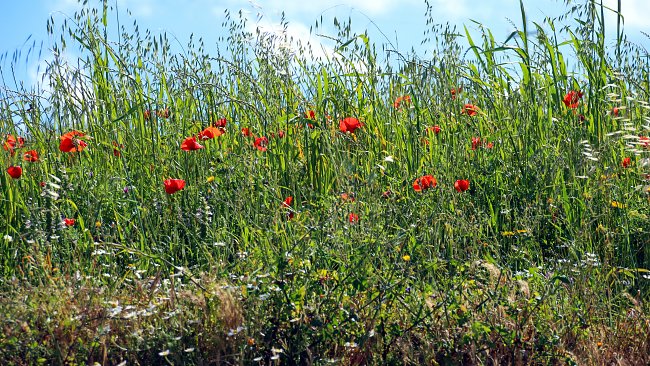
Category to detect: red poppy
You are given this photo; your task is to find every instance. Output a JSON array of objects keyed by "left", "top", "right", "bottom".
[
  {"left": 340, "top": 193, "right": 355, "bottom": 202},
  {"left": 59, "top": 131, "right": 88, "bottom": 153},
  {"left": 213, "top": 118, "right": 227, "bottom": 128},
  {"left": 157, "top": 108, "right": 171, "bottom": 118},
  {"left": 181, "top": 136, "right": 204, "bottom": 151},
  {"left": 277, "top": 130, "right": 286, "bottom": 138},
  {"left": 349, "top": 212, "right": 360, "bottom": 223},
  {"left": 413, "top": 175, "right": 437, "bottom": 192},
  {"left": 282, "top": 196, "right": 293, "bottom": 208},
  {"left": 450, "top": 87, "right": 462, "bottom": 99},
  {"left": 485, "top": 141, "right": 494, "bottom": 149},
  {"left": 454, "top": 179, "right": 470, "bottom": 192},
  {"left": 471, "top": 137, "right": 482, "bottom": 150},
  {"left": 23, "top": 150, "right": 39, "bottom": 162},
  {"left": 64, "top": 218, "right": 76, "bottom": 227},
  {"left": 112, "top": 142, "right": 123, "bottom": 157},
  {"left": 143, "top": 109, "right": 151, "bottom": 120},
  {"left": 339, "top": 117, "right": 363, "bottom": 133},
  {"left": 462, "top": 104, "right": 480, "bottom": 116},
  {"left": 6, "top": 165, "right": 22, "bottom": 179},
  {"left": 563, "top": 90, "right": 583, "bottom": 109},
  {"left": 282, "top": 196, "right": 294, "bottom": 219},
  {"left": 241, "top": 127, "right": 251, "bottom": 137},
  {"left": 639, "top": 136, "right": 650, "bottom": 149},
  {"left": 305, "top": 110, "right": 316, "bottom": 120},
  {"left": 2, "top": 136, "right": 14, "bottom": 153},
  {"left": 394, "top": 95, "right": 411, "bottom": 109},
  {"left": 164, "top": 178, "right": 186, "bottom": 194},
  {"left": 198, "top": 126, "right": 225, "bottom": 140},
  {"left": 427, "top": 125, "right": 441, "bottom": 135},
  {"left": 254, "top": 136, "right": 268, "bottom": 152},
  {"left": 621, "top": 157, "right": 632, "bottom": 168},
  {"left": 611, "top": 107, "right": 620, "bottom": 116},
  {"left": 3, "top": 134, "right": 24, "bottom": 155}
]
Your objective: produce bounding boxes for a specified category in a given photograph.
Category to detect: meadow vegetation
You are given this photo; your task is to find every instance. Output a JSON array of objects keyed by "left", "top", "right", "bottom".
[{"left": 0, "top": 0, "right": 649, "bottom": 364}]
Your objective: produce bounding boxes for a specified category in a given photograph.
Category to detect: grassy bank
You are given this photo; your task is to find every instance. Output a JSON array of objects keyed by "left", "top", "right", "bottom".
[{"left": 1, "top": 0, "right": 649, "bottom": 364}]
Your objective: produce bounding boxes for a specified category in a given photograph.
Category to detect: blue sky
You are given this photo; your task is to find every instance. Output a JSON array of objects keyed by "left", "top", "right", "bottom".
[{"left": 0, "top": 0, "right": 648, "bottom": 88}]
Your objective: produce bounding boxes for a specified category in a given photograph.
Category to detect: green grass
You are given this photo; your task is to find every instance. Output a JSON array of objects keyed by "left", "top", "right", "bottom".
[{"left": 1, "top": 0, "right": 649, "bottom": 364}]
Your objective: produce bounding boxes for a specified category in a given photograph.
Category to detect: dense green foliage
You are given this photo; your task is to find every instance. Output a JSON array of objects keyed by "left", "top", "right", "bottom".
[{"left": 0, "top": 0, "right": 648, "bottom": 364}]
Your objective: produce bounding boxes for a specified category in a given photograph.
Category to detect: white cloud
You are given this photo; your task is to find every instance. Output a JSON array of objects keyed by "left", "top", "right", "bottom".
[
  {"left": 117, "top": 0, "right": 154, "bottom": 18},
  {"left": 47, "top": 0, "right": 153, "bottom": 18},
  {"left": 427, "top": 0, "right": 471, "bottom": 20},
  {"left": 23, "top": 49, "right": 95, "bottom": 116},
  {"left": 214, "top": 0, "right": 417, "bottom": 18},
  {"left": 207, "top": 0, "right": 567, "bottom": 30},
  {"left": 233, "top": 11, "right": 372, "bottom": 78},
  {"left": 27, "top": 54, "right": 51, "bottom": 90},
  {"left": 46, "top": 0, "right": 83, "bottom": 16},
  {"left": 244, "top": 16, "right": 337, "bottom": 61},
  {"left": 344, "top": 0, "right": 397, "bottom": 16},
  {"left": 604, "top": 0, "right": 649, "bottom": 29}
]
